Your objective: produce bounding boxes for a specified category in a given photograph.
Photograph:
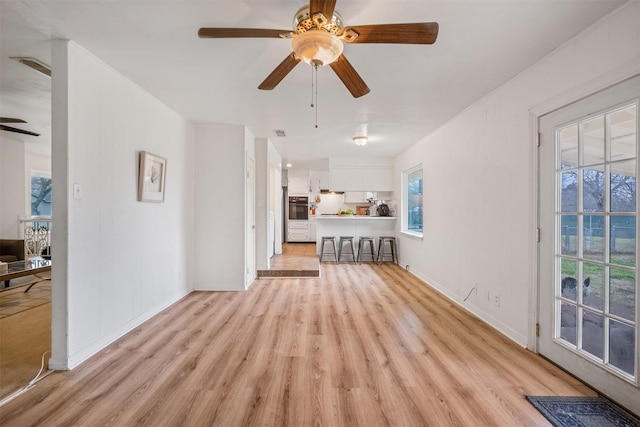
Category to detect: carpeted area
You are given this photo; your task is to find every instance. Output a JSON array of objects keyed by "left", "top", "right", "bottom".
[{"left": 526, "top": 396, "right": 640, "bottom": 427}]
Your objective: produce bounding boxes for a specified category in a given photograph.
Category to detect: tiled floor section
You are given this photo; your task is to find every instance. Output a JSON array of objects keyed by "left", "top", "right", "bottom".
[
  {"left": 0, "top": 280, "right": 51, "bottom": 318},
  {"left": 258, "top": 243, "right": 320, "bottom": 277}
]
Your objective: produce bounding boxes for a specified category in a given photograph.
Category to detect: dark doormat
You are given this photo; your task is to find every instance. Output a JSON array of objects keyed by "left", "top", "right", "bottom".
[{"left": 526, "top": 396, "right": 640, "bottom": 427}]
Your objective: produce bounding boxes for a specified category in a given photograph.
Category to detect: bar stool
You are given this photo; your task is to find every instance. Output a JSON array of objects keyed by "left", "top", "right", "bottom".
[
  {"left": 356, "top": 236, "right": 377, "bottom": 263},
  {"left": 337, "top": 236, "right": 356, "bottom": 264},
  {"left": 319, "top": 236, "right": 338, "bottom": 263},
  {"left": 377, "top": 236, "right": 398, "bottom": 264}
]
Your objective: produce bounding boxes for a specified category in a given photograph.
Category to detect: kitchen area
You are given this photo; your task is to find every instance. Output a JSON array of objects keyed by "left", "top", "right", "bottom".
[{"left": 282, "top": 157, "right": 398, "bottom": 256}]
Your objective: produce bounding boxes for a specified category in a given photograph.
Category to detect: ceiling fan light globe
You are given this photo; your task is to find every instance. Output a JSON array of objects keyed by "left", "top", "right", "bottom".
[{"left": 292, "top": 30, "right": 343, "bottom": 66}]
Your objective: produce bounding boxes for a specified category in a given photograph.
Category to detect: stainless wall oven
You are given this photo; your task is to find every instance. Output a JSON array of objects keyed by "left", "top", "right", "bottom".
[{"left": 288, "top": 196, "right": 309, "bottom": 220}]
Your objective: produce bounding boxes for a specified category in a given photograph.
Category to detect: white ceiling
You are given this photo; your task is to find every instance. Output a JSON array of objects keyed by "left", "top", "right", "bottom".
[{"left": 0, "top": 0, "right": 627, "bottom": 167}]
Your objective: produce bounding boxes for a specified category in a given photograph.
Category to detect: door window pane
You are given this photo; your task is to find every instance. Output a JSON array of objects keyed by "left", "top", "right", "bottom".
[
  {"left": 583, "top": 166, "right": 605, "bottom": 212},
  {"left": 609, "top": 321, "right": 635, "bottom": 375},
  {"left": 609, "top": 268, "right": 635, "bottom": 322},
  {"left": 560, "top": 216, "right": 577, "bottom": 256},
  {"left": 561, "top": 171, "right": 578, "bottom": 212},
  {"left": 560, "top": 302, "right": 577, "bottom": 346},
  {"left": 610, "top": 105, "right": 636, "bottom": 162},
  {"left": 559, "top": 124, "right": 579, "bottom": 169},
  {"left": 583, "top": 215, "right": 604, "bottom": 261},
  {"left": 610, "top": 160, "right": 636, "bottom": 213},
  {"left": 583, "top": 115, "right": 605, "bottom": 165},
  {"left": 582, "top": 262, "right": 604, "bottom": 311},
  {"left": 610, "top": 216, "right": 636, "bottom": 267},
  {"left": 560, "top": 258, "right": 578, "bottom": 301},
  {"left": 582, "top": 310, "right": 604, "bottom": 360}
]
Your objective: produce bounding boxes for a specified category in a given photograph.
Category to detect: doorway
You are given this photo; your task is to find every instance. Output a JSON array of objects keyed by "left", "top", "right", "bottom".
[{"left": 538, "top": 74, "right": 640, "bottom": 412}]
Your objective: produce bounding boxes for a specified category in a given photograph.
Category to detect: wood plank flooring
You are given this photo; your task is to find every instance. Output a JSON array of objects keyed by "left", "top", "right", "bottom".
[
  {"left": 0, "top": 281, "right": 51, "bottom": 401},
  {"left": 0, "top": 263, "right": 594, "bottom": 426}
]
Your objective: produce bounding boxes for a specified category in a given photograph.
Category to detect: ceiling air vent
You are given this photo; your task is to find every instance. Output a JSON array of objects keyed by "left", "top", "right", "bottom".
[{"left": 273, "top": 129, "right": 286, "bottom": 137}]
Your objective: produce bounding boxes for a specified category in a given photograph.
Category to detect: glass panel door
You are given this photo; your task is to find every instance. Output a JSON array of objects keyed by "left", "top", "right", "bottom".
[{"left": 539, "top": 75, "right": 640, "bottom": 413}]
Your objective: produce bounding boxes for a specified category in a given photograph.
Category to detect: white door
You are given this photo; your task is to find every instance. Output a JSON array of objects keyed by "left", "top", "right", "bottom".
[
  {"left": 246, "top": 156, "right": 256, "bottom": 287},
  {"left": 539, "top": 75, "right": 640, "bottom": 412}
]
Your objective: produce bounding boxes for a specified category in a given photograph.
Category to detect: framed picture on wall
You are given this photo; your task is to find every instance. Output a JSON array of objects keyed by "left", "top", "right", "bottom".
[{"left": 137, "top": 151, "right": 167, "bottom": 202}]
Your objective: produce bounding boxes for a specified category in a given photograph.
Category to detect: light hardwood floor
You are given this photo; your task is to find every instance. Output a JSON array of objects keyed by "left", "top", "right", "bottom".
[
  {"left": 0, "top": 280, "right": 51, "bottom": 401},
  {"left": 0, "top": 263, "right": 594, "bottom": 426}
]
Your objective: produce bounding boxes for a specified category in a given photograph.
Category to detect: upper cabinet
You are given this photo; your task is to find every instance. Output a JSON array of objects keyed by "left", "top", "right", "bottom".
[
  {"left": 329, "top": 157, "right": 393, "bottom": 191},
  {"left": 288, "top": 169, "right": 310, "bottom": 195},
  {"left": 309, "top": 170, "right": 331, "bottom": 194}
]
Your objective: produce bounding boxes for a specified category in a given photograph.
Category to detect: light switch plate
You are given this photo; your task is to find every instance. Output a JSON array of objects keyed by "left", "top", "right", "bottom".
[{"left": 73, "top": 183, "right": 82, "bottom": 199}]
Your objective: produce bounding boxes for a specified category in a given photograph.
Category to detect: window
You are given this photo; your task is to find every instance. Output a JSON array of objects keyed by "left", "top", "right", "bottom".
[
  {"left": 403, "top": 165, "right": 423, "bottom": 236},
  {"left": 30, "top": 170, "right": 52, "bottom": 217}
]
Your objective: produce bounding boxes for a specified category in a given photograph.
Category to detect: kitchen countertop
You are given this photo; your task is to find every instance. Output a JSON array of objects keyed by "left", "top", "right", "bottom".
[{"left": 316, "top": 215, "right": 396, "bottom": 220}]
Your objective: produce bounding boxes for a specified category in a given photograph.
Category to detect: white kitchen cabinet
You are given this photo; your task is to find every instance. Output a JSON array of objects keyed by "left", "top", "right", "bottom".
[
  {"left": 288, "top": 220, "right": 309, "bottom": 242},
  {"left": 288, "top": 170, "right": 310, "bottom": 195},
  {"left": 309, "top": 170, "right": 331, "bottom": 193},
  {"left": 330, "top": 167, "right": 393, "bottom": 191},
  {"left": 330, "top": 168, "right": 363, "bottom": 191},
  {"left": 362, "top": 168, "right": 393, "bottom": 191},
  {"left": 344, "top": 191, "right": 365, "bottom": 203},
  {"left": 344, "top": 191, "right": 375, "bottom": 203},
  {"left": 308, "top": 216, "right": 317, "bottom": 242}
]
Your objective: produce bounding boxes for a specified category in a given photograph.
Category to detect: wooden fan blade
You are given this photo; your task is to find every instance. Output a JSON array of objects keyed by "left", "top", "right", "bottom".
[
  {"left": 0, "top": 117, "right": 27, "bottom": 123},
  {"left": 344, "top": 23, "right": 439, "bottom": 44},
  {"left": 329, "top": 54, "right": 370, "bottom": 98},
  {"left": 310, "top": 0, "right": 336, "bottom": 19},
  {"left": 258, "top": 53, "right": 302, "bottom": 90},
  {"left": 0, "top": 124, "right": 40, "bottom": 136},
  {"left": 198, "top": 28, "right": 289, "bottom": 38}
]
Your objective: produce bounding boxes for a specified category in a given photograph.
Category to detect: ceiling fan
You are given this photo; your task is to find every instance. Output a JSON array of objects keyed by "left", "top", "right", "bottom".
[
  {"left": 0, "top": 117, "right": 40, "bottom": 137},
  {"left": 199, "top": 0, "right": 439, "bottom": 98}
]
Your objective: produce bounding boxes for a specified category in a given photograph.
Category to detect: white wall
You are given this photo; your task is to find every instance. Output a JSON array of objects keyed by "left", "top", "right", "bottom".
[
  {"left": 193, "top": 123, "right": 247, "bottom": 290},
  {"left": 269, "top": 142, "right": 283, "bottom": 256},
  {"left": 255, "top": 138, "right": 269, "bottom": 271},
  {"left": 0, "top": 137, "right": 27, "bottom": 237},
  {"left": 50, "top": 40, "right": 195, "bottom": 369},
  {"left": 394, "top": 2, "right": 640, "bottom": 346}
]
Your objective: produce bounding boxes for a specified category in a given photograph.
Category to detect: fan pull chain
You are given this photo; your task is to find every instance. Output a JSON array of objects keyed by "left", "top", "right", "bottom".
[
  {"left": 314, "top": 64, "right": 319, "bottom": 128},
  {"left": 310, "top": 63, "right": 319, "bottom": 128},
  {"left": 310, "top": 65, "right": 314, "bottom": 108}
]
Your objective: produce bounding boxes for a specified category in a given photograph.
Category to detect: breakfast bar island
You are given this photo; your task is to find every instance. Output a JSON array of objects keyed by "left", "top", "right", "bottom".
[{"left": 315, "top": 215, "right": 397, "bottom": 256}]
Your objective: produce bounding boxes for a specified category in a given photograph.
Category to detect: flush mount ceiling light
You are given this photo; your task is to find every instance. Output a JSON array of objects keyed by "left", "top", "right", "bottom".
[
  {"left": 353, "top": 136, "right": 368, "bottom": 146},
  {"left": 11, "top": 57, "right": 51, "bottom": 77}
]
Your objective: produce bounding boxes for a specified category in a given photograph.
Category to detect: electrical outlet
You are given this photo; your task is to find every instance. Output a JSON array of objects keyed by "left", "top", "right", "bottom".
[{"left": 494, "top": 294, "right": 501, "bottom": 307}]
